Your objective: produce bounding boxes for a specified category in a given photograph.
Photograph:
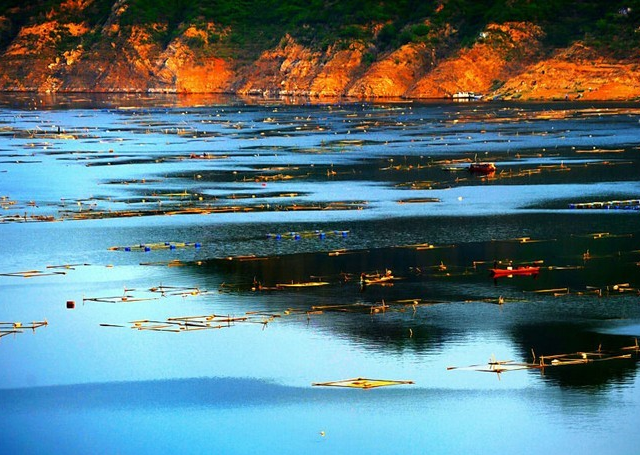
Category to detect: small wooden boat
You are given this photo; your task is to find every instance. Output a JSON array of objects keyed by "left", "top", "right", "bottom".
[
  {"left": 490, "top": 266, "right": 540, "bottom": 278},
  {"left": 469, "top": 162, "right": 496, "bottom": 174},
  {"left": 360, "top": 270, "right": 398, "bottom": 286}
]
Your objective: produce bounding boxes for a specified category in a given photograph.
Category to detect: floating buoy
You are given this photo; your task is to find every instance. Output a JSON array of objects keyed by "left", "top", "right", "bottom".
[{"left": 66, "top": 300, "right": 75, "bottom": 309}]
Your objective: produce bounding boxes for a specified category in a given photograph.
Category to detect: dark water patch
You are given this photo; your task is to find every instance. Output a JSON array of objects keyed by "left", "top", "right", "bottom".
[{"left": 512, "top": 322, "right": 639, "bottom": 390}]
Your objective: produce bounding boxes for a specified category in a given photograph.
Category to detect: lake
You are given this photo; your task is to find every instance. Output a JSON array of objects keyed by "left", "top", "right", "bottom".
[{"left": 0, "top": 93, "right": 639, "bottom": 454}]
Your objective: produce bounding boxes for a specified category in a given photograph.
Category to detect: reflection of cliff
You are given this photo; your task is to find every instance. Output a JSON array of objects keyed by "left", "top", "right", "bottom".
[
  {"left": 0, "top": 2, "right": 638, "bottom": 100},
  {"left": 512, "top": 323, "right": 638, "bottom": 390}
]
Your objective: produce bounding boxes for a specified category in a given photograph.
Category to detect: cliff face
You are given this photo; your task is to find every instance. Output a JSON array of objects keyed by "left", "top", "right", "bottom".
[
  {"left": 0, "top": 2, "right": 638, "bottom": 100},
  {"left": 496, "top": 43, "right": 640, "bottom": 101},
  {"left": 347, "top": 43, "right": 432, "bottom": 98},
  {"left": 407, "top": 22, "right": 544, "bottom": 98}
]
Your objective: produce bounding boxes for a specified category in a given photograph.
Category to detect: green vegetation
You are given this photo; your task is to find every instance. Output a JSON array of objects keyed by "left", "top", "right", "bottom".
[
  {"left": 0, "top": 0, "right": 638, "bottom": 59},
  {"left": 117, "top": 0, "right": 640, "bottom": 59}
]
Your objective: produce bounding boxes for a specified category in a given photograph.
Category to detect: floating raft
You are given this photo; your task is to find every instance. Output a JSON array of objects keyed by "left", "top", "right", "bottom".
[
  {"left": 0, "top": 269, "right": 66, "bottom": 278},
  {"left": 266, "top": 230, "right": 349, "bottom": 240},
  {"left": 569, "top": 199, "right": 640, "bottom": 210},
  {"left": 84, "top": 284, "right": 208, "bottom": 304},
  {"left": 0, "top": 320, "right": 48, "bottom": 340},
  {"left": 397, "top": 197, "right": 441, "bottom": 204},
  {"left": 109, "top": 241, "right": 202, "bottom": 252},
  {"left": 102, "top": 313, "right": 275, "bottom": 333},
  {"left": 276, "top": 281, "right": 330, "bottom": 288},
  {"left": 128, "top": 314, "right": 249, "bottom": 332},
  {"left": 312, "top": 378, "right": 414, "bottom": 389},
  {"left": 449, "top": 342, "right": 639, "bottom": 377}
]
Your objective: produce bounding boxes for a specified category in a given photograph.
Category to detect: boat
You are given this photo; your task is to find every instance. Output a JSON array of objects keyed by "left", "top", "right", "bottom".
[
  {"left": 490, "top": 266, "right": 540, "bottom": 278},
  {"left": 360, "top": 270, "right": 397, "bottom": 286},
  {"left": 469, "top": 162, "right": 496, "bottom": 174},
  {"left": 452, "top": 92, "right": 483, "bottom": 101}
]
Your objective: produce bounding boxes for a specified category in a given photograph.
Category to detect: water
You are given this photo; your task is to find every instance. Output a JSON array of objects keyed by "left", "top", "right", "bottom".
[{"left": 0, "top": 93, "right": 639, "bottom": 454}]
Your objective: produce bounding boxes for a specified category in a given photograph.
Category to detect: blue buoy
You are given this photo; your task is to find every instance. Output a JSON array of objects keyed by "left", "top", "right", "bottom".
[
  {"left": 318, "top": 232, "right": 326, "bottom": 239},
  {"left": 194, "top": 243, "right": 201, "bottom": 248},
  {"left": 144, "top": 246, "right": 151, "bottom": 252},
  {"left": 124, "top": 247, "right": 131, "bottom": 252},
  {"left": 294, "top": 234, "right": 301, "bottom": 240},
  {"left": 169, "top": 244, "right": 176, "bottom": 249},
  {"left": 275, "top": 234, "right": 281, "bottom": 240}
]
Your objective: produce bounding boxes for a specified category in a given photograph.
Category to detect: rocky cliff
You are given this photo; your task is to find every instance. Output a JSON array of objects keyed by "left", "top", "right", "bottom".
[{"left": 0, "top": 1, "right": 638, "bottom": 100}]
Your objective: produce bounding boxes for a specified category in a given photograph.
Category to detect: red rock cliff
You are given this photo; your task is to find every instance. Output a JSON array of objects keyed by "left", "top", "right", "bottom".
[{"left": 0, "top": 2, "right": 638, "bottom": 100}]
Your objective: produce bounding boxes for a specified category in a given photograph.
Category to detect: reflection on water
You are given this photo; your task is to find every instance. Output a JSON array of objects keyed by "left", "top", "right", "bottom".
[
  {"left": 2, "top": 377, "right": 639, "bottom": 454},
  {"left": 1, "top": 95, "right": 639, "bottom": 453}
]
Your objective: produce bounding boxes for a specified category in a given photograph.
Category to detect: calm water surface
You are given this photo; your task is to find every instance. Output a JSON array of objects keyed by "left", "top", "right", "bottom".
[{"left": 0, "top": 94, "right": 639, "bottom": 454}]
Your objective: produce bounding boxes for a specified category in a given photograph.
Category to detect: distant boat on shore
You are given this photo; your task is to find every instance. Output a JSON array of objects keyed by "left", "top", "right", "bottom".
[{"left": 452, "top": 92, "right": 483, "bottom": 101}]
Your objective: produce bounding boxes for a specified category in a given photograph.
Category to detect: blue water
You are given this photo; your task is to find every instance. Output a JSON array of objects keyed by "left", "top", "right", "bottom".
[{"left": 1, "top": 94, "right": 639, "bottom": 454}]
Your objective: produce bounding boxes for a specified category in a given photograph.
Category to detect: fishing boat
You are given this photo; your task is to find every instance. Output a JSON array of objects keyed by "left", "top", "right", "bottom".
[
  {"left": 490, "top": 266, "right": 540, "bottom": 278},
  {"left": 469, "top": 162, "right": 496, "bottom": 174},
  {"left": 452, "top": 92, "right": 483, "bottom": 101},
  {"left": 360, "top": 270, "right": 397, "bottom": 286}
]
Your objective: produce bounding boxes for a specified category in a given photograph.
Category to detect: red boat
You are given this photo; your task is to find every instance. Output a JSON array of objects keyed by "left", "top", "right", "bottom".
[
  {"left": 490, "top": 266, "right": 540, "bottom": 278},
  {"left": 469, "top": 162, "right": 496, "bottom": 174}
]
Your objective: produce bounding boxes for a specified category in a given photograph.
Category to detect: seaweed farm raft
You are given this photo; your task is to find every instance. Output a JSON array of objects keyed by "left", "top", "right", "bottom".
[
  {"left": 108, "top": 242, "right": 202, "bottom": 252},
  {"left": 569, "top": 200, "right": 640, "bottom": 210}
]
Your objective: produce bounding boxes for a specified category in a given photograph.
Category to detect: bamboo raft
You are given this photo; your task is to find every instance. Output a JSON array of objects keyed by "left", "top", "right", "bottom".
[
  {"left": 109, "top": 241, "right": 202, "bottom": 252},
  {"left": 266, "top": 229, "right": 349, "bottom": 240},
  {"left": 569, "top": 199, "right": 640, "bottom": 210},
  {"left": 277, "top": 281, "right": 330, "bottom": 289},
  {"left": 0, "top": 320, "right": 48, "bottom": 340},
  {"left": 312, "top": 378, "right": 414, "bottom": 389},
  {"left": 0, "top": 269, "right": 67, "bottom": 278},
  {"left": 102, "top": 313, "right": 273, "bottom": 333},
  {"left": 448, "top": 341, "right": 639, "bottom": 378}
]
